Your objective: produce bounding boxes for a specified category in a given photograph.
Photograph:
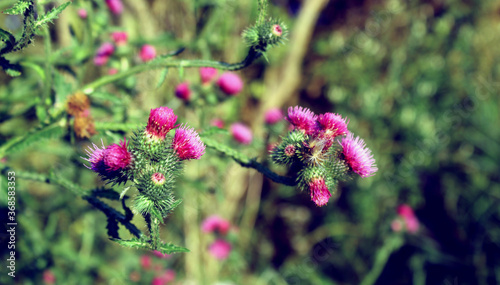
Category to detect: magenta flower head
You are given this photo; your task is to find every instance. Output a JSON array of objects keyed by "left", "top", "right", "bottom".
[
  {"left": 82, "top": 140, "right": 107, "bottom": 174},
  {"left": 199, "top": 67, "right": 218, "bottom": 84},
  {"left": 338, "top": 133, "right": 377, "bottom": 178},
  {"left": 175, "top": 82, "right": 191, "bottom": 101},
  {"left": 146, "top": 107, "right": 177, "bottom": 140},
  {"left": 139, "top": 44, "right": 156, "bottom": 62},
  {"left": 210, "top": 118, "right": 224, "bottom": 129},
  {"left": 217, "top": 72, "right": 243, "bottom": 95},
  {"left": 201, "top": 215, "right": 230, "bottom": 235},
  {"left": 172, "top": 125, "right": 206, "bottom": 160},
  {"left": 230, "top": 123, "right": 252, "bottom": 145},
  {"left": 153, "top": 250, "right": 172, "bottom": 259},
  {"left": 152, "top": 269, "right": 176, "bottom": 285},
  {"left": 286, "top": 106, "right": 317, "bottom": 135},
  {"left": 43, "top": 270, "right": 56, "bottom": 285},
  {"left": 396, "top": 204, "right": 420, "bottom": 234},
  {"left": 309, "top": 177, "right": 331, "bottom": 207},
  {"left": 317, "top": 113, "right": 349, "bottom": 138},
  {"left": 265, "top": 108, "right": 284, "bottom": 125},
  {"left": 104, "top": 138, "right": 132, "bottom": 170},
  {"left": 208, "top": 239, "right": 232, "bottom": 260},
  {"left": 111, "top": 31, "right": 128, "bottom": 46},
  {"left": 77, "top": 9, "right": 88, "bottom": 19},
  {"left": 94, "top": 42, "right": 114, "bottom": 66},
  {"left": 105, "top": 0, "right": 123, "bottom": 15}
]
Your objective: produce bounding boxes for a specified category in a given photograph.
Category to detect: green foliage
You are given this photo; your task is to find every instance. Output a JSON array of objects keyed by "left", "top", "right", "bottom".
[
  {"left": 34, "top": 2, "right": 71, "bottom": 29},
  {"left": 2, "top": 0, "right": 31, "bottom": 15}
]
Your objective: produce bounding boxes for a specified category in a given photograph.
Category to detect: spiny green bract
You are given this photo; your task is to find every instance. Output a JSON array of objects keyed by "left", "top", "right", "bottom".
[{"left": 242, "top": 18, "right": 288, "bottom": 53}]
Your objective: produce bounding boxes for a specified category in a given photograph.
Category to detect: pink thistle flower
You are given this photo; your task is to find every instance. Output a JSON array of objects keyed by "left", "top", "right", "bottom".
[
  {"left": 139, "top": 44, "right": 156, "bottom": 62},
  {"left": 104, "top": 139, "right": 132, "bottom": 171},
  {"left": 208, "top": 239, "right": 232, "bottom": 260},
  {"left": 338, "top": 133, "right": 377, "bottom": 178},
  {"left": 96, "top": 42, "right": 115, "bottom": 57},
  {"left": 108, "top": 68, "right": 118, "bottom": 75},
  {"left": 317, "top": 113, "right": 349, "bottom": 138},
  {"left": 111, "top": 31, "right": 128, "bottom": 46},
  {"left": 210, "top": 118, "right": 224, "bottom": 129},
  {"left": 230, "top": 123, "right": 252, "bottom": 144},
  {"left": 105, "top": 0, "right": 123, "bottom": 15},
  {"left": 284, "top": 144, "right": 296, "bottom": 157},
  {"left": 286, "top": 106, "right": 317, "bottom": 135},
  {"left": 397, "top": 204, "right": 420, "bottom": 234},
  {"left": 309, "top": 177, "right": 331, "bottom": 206},
  {"left": 152, "top": 270, "right": 175, "bottom": 285},
  {"left": 217, "top": 72, "right": 243, "bottom": 95},
  {"left": 175, "top": 82, "right": 191, "bottom": 101},
  {"left": 82, "top": 140, "right": 107, "bottom": 174},
  {"left": 199, "top": 67, "right": 218, "bottom": 84},
  {"left": 153, "top": 250, "right": 172, "bottom": 259},
  {"left": 94, "top": 55, "right": 109, "bottom": 66},
  {"left": 140, "top": 255, "right": 152, "bottom": 270},
  {"left": 201, "top": 215, "right": 230, "bottom": 235},
  {"left": 172, "top": 125, "right": 206, "bottom": 160},
  {"left": 272, "top": 24, "right": 283, "bottom": 37},
  {"left": 151, "top": 173, "right": 166, "bottom": 185},
  {"left": 146, "top": 107, "right": 178, "bottom": 139},
  {"left": 43, "top": 270, "right": 56, "bottom": 285},
  {"left": 77, "top": 9, "right": 88, "bottom": 19},
  {"left": 265, "top": 108, "right": 284, "bottom": 125}
]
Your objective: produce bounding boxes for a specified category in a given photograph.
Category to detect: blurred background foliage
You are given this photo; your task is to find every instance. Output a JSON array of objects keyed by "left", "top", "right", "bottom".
[{"left": 1, "top": 0, "right": 500, "bottom": 284}]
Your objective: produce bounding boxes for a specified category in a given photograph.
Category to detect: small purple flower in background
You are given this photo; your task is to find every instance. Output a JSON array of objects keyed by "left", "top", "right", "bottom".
[
  {"left": 175, "top": 82, "right": 191, "bottom": 101},
  {"left": 151, "top": 269, "right": 175, "bottom": 285},
  {"left": 265, "top": 108, "right": 284, "bottom": 125},
  {"left": 395, "top": 204, "right": 420, "bottom": 234},
  {"left": 172, "top": 125, "right": 206, "bottom": 160},
  {"left": 308, "top": 177, "right": 331, "bottom": 207},
  {"left": 108, "top": 68, "right": 118, "bottom": 75},
  {"left": 230, "top": 122, "right": 252, "bottom": 145},
  {"left": 139, "top": 44, "right": 156, "bottom": 62},
  {"left": 338, "top": 133, "right": 377, "bottom": 178},
  {"left": 199, "top": 67, "right": 218, "bottom": 84},
  {"left": 210, "top": 118, "right": 224, "bottom": 129},
  {"left": 111, "top": 31, "right": 128, "bottom": 46},
  {"left": 77, "top": 9, "right": 87, "bottom": 19},
  {"left": 201, "top": 215, "right": 230, "bottom": 235},
  {"left": 82, "top": 140, "right": 107, "bottom": 174},
  {"left": 146, "top": 107, "right": 177, "bottom": 140},
  {"left": 43, "top": 270, "right": 56, "bottom": 285},
  {"left": 286, "top": 106, "right": 317, "bottom": 135},
  {"left": 94, "top": 42, "right": 115, "bottom": 66},
  {"left": 105, "top": 0, "right": 123, "bottom": 15},
  {"left": 140, "top": 255, "right": 152, "bottom": 270},
  {"left": 217, "top": 72, "right": 243, "bottom": 95},
  {"left": 208, "top": 239, "right": 232, "bottom": 260},
  {"left": 153, "top": 250, "right": 171, "bottom": 259},
  {"left": 104, "top": 139, "right": 132, "bottom": 171}
]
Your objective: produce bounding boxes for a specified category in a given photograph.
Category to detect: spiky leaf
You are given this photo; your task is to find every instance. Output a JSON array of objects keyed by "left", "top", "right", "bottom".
[
  {"left": 35, "top": 2, "right": 71, "bottom": 28},
  {"left": 3, "top": 0, "right": 31, "bottom": 15}
]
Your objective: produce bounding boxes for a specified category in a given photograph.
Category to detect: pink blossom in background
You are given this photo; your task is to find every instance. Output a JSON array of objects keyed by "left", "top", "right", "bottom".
[
  {"left": 111, "top": 31, "right": 128, "bottom": 46},
  {"left": 391, "top": 219, "right": 403, "bottom": 232},
  {"left": 217, "top": 72, "right": 243, "bottom": 95},
  {"left": 201, "top": 215, "right": 230, "bottom": 235},
  {"left": 200, "top": 67, "right": 218, "bottom": 84},
  {"left": 286, "top": 106, "right": 317, "bottom": 135},
  {"left": 172, "top": 125, "right": 206, "bottom": 160},
  {"left": 94, "top": 42, "right": 115, "bottom": 66},
  {"left": 175, "top": 82, "right": 191, "bottom": 101},
  {"left": 230, "top": 122, "right": 252, "bottom": 144},
  {"left": 105, "top": 0, "right": 123, "bottom": 15},
  {"left": 146, "top": 107, "right": 177, "bottom": 139},
  {"left": 43, "top": 270, "right": 56, "bottom": 285},
  {"left": 139, "top": 44, "right": 156, "bottom": 62},
  {"left": 210, "top": 118, "right": 224, "bottom": 129},
  {"left": 265, "top": 108, "right": 284, "bottom": 125},
  {"left": 104, "top": 139, "right": 132, "bottom": 171},
  {"left": 308, "top": 177, "right": 331, "bottom": 207},
  {"left": 338, "top": 133, "right": 378, "bottom": 178},
  {"left": 153, "top": 250, "right": 172, "bottom": 259},
  {"left": 151, "top": 269, "right": 175, "bottom": 285},
  {"left": 108, "top": 68, "right": 118, "bottom": 75},
  {"left": 208, "top": 239, "right": 232, "bottom": 260},
  {"left": 397, "top": 204, "right": 420, "bottom": 233},
  {"left": 140, "top": 255, "right": 152, "bottom": 270},
  {"left": 94, "top": 55, "right": 109, "bottom": 66},
  {"left": 77, "top": 9, "right": 88, "bottom": 19}
]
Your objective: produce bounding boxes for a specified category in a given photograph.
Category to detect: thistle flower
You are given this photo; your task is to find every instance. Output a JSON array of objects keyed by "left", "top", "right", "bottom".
[
  {"left": 175, "top": 82, "right": 191, "bottom": 101},
  {"left": 264, "top": 108, "right": 283, "bottom": 125},
  {"left": 74, "top": 115, "right": 97, "bottom": 139},
  {"left": 172, "top": 125, "right": 206, "bottom": 160},
  {"left": 230, "top": 123, "right": 252, "bottom": 144},
  {"left": 217, "top": 72, "right": 243, "bottom": 95},
  {"left": 139, "top": 44, "right": 156, "bottom": 62},
  {"left": 200, "top": 67, "right": 218, "bottom": 84},
  {"left": 96, "top": 42, "right": 115, "bottom": 57},
  {"left": 111, "top": 31, "right": 128, "bottom": 46},
  {"left": 152, "top": 270, "right": 176, "bottom": 285},
  {"left": 43, "top": 270, "right": 56, "bottom": 285},
  {"left": 105, "top": 0, "right": 123, "bottom": 15},
  {"left": 66, "top": 92, "right": 90, "bottom": 116},
  {"left": 286, "top": 106, "right": 317, "bottom": 135},
  {"left": 201, "top": 215, "right": 230, "bottom": 235},
  {"left": 317, "top": 113, "right": 349, "bottom": 138},
  {"left": 208, "top": 239, "right": 232, "bottom": 260},
  {"left": 309, "top": 177, "right": 331, "bottom": 207},
  {"left": 153, "top": 250, "right": 171, "bottom": 259},
  {"left": 104, "top": 139, "right": 132, "bottom": 171},
  {"left": 108, "top": 68, "right": 118, "bottom": 75},
  {"left": 140, "top": 255, "right": 152, "bottom": 270},
  {"left": 77, "top": 9, "right": 87, "bottom": 19},
  {"left": 397, "top": 204, "right": 420, "bottom": 234},
  {"left": 338, "top": 133, "right": 377, "bottom": 178},
  {"left": 272, "top": 24, "right": 283, "bottom": 37},
  {"left": 151, "top": 173, "right": 166, "bottom": 186},
  {"left": 82, "top": 140, "right": 107, "bottom": 174},
  {"left": 210, "top": 118, "right": 224, "bottom": 129},
  {"left": 146, "top": 107, "right": 178, "bottom": 140}
]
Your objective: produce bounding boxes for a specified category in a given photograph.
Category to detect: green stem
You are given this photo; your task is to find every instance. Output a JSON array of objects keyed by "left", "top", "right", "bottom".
[
  {"left": 360, "top": 235, "right": 405, "bottom": 285},
  {"left": 81, "top": 48, "right": 261, "bottom": 93},
  {"left": 151, "top": 217, "right": 161, "bottom": 250}
]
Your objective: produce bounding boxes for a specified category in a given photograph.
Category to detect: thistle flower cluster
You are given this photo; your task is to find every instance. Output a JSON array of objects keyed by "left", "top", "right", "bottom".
[
  {"left": 83, "top": 107, "right": 205, "bottom": 220},
  {"left": 242, "top": 18, "right": 288, "bottom": 54},
  {"left": 271, "top": 106, "right": 377, "bottom": 207}
]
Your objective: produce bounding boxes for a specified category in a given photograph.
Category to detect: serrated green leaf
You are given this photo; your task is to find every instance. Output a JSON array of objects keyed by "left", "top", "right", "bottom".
[
  {"left": 54, "top": 70, "right": 73, "bottom": 103},
  {"left": 158, "top": 242, "right": 190, "bottom": 254},
  {"left": 35, "top": 1, "right": 71, "bottom": 28},
  {"left": 110, "top": 238, "right": 189, "bottom": 254},
  {"left": 156, "top": 67, "right": 169, "bottom": 88},
  {"left": 3, "top": 0, "right": 30, "bottom": 15},
  {"left": 19, "top": 61, "right": 45, "bottom": 80},
  {"left": 5, "top": 67, "right": 21, "bottom": 76}
]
